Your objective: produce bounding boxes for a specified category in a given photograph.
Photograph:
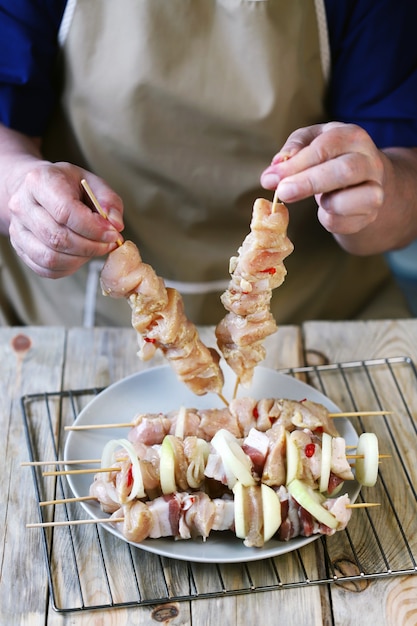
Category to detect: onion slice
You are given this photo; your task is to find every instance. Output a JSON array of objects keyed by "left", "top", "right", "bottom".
[
  {"left": 174, "top": 406, "right": 187, "bottom": 439},
  {"left": 355, "top": 432, "right": 379, "bottom": 487},
  {"left": 211, "top": 429, "right": 255, "bottom": 489},
  {"left": 319, "top": 432, "right": 332, "bottom": 493},
  {"left": 101, "top": 438, "right": 145, "bottom": 500},
  {"left": 288, "top": 479, "right": 338, "bottom": 530}
]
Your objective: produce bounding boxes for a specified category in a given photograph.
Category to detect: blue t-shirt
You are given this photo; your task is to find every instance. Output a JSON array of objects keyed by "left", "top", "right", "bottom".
[{"left": 1, "top": 0, "right": 417, "bottom": 149}]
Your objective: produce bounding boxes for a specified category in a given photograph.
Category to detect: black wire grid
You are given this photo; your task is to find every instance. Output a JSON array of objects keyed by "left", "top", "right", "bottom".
[{"left": 21, "top": 357, "right": 417, "bottom": 613}]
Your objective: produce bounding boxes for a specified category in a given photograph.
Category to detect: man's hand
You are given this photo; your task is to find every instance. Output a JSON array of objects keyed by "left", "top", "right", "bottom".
[
  {"left": 261, "top": 122, "right": 417, "bottom": 255},
  {"left": 261, "top": 122, "right": 386, "bottom": 235},
  {"left": 7, "top": 161, "right": 124, "bottom": 278}
]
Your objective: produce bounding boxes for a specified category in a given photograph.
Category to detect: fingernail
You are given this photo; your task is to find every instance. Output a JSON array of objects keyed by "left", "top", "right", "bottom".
[
  {"left": 103, "top": 228, "right": 122, "bottom": 243},
  {"left": 277, "top": 181, "right": 298, "bottom": 202},
  {"left": 107, "top": 207, "right": 124, "bottom": 230},
  {"left": 271, "top": 152, "right": 291, "bottom": 165},
  {"left": 261, "top": 172, "right": 280, "bottom": 188}
]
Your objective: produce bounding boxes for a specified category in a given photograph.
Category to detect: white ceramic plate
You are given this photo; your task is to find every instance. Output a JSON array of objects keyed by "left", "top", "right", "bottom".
[{"left": 64, "top": 365, "right": 360, "bottom": 563}]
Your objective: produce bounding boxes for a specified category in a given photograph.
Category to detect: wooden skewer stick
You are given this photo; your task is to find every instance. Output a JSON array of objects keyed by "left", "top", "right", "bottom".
[
  {"left": 22, "top": 459, "right": 101, "bottom": 467},
  {"left": 331, "top": 410, "right": 393, "bottom": 417},
  {"left": 232, "top": 376, "right": 240, "bottom": 401},
  {"left": 346, "top": 454, "right": 390, "bottom": 460},
  {"left": 81, "top": 178, "right": 123, "bottom": 246},
  {"left": 271, "top": 187, "right": 281, "bottom": 214},
  {"left": 217, "top": 392, "right": 229, "bottom": 407},
  {"left": 65, "top": 422, "right": 134, "bottom": 431},
  {"left": 43, "top": 467, "right": 120, "bottom": 477},
  {"left": 271, "top": 155, "right": 289, "bottom": 214},
  {"left": 27, "top": 517, "right": 124, "bottom": 529},
  {"left": 346, "top": 503, "right": 380, "bottom": 509},
  {"left": 40, "top": 495, "right": 97, "bottom": 507}
]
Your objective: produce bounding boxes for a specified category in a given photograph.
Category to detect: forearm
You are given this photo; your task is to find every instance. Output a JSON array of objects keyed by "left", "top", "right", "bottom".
[
  {"left": 334, "top": 146, "right": 417, "bottom": 256},
  {"left": 0, "top": 123, "right": 46, "bottom": 234}
]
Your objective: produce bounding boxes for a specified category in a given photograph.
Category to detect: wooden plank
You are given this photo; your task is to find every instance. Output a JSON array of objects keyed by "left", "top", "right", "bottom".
[
  {"left": 0, "top": 327, "right": 67, "bottom": 626},
  {"left": 302, "top": 319, "right": 417, "bottom": 626},
  {"left": 302, "top": 319, "right": 417, "bottom": 366}
]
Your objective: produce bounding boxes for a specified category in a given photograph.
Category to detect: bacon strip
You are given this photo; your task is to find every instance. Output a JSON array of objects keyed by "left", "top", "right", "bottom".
[
  {"left": 100, "top": 241, "right": 224, "bottom": 396},
  {"left": 277, "top": 487, "right": 352, "bottom": 541},
  {"left": 215, "top": 198, "right": 293, "bottom": 386}
]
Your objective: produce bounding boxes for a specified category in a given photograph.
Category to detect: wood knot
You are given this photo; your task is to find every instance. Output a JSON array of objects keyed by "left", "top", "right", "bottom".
[
  {"left": 332, "top": 559, "right": 370, "bottom": 592},
  {"left": 151, "top": 603, "right": 180, "bottom": 622},
  {"left": 11, "top": 333, "right": 32, "bottom": 353},
  {"left": 305, "top": 349, "right": 330, "bottom": 366}
]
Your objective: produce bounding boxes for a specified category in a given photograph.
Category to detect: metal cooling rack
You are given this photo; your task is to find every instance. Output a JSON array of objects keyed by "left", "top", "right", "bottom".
[{"left": 21, "top": 356, "right": 417, "bottom": 613}]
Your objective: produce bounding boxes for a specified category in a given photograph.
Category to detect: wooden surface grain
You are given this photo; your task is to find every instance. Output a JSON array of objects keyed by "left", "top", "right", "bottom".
[
  {"left": 304, "top": 320, "right": 417, "bottom": 626},
  {"left": 1, "top": 320, "right": 417, "bottom": 626}
]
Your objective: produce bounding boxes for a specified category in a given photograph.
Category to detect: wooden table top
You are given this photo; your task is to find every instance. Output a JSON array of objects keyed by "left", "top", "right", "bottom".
[{"left": 2, "top": 319, "right": 417, "bottom": 626}]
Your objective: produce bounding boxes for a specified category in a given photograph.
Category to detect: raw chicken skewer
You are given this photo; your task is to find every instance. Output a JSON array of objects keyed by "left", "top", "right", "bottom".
[
  {"left": 63, "top": 409, "right": 391, "bottom": 433},
  {"left": 42, "top": 426, "right": 382, "bottom": 513},
  {"left": 215, "top": 197, "right": 294, "bottom": 388},
  {"left": 100, "top": 241, "right": 225, "bottom": 398},
  {"left": 27, "top": 486, "right": 378, "bottom": 549},
  {"left": 81, "top": 178, "right": 225, "bottom": 399},
  {"left": 66, "top": 396, "right": 342, "bottom": 439}
]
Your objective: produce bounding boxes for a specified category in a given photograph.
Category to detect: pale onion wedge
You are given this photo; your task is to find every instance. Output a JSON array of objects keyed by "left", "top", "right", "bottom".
[
  {"left": 319, "top": 432, "right": 332, "bottom": 493},
  {"left": 285, "top": 431, "right": 301, "bottom": 485},
  {"left": 355, "top": 432, "right": 379, "bottom": 487},
  {"left": 232, "top": 481, "right": 247, "bottom": 539},
  {"left": 159, "top": 436, "right": 177, "bottom": 495},
  {"left": 101, "top": 438, "right": 145, "bottom": 500},
  {"left": 287, "top": 479, "right": 338, "bottom": 530},
  {"left": 174, "top": 405, "right": 186, "bottom": 440},
  {"left": 261, "top": 484, "right": 281, "bottom": 542},
  {"left": 211, "top": 429, "right": 255, "bottom": 489},
  {"left": 186, "top": 438, "right": 211, "bottom": 489}
]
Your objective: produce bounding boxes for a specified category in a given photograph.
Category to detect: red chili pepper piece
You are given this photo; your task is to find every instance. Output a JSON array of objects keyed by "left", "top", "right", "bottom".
[
  {"left": 126, "top": 465, "right": 133, "bottom": 487},
  {"left": 260, "top": 267, "right": 277, "bottom": 275},
  {"left": 253, "top": 407, "right": 259, "bottom": 419},
  {"left": 144, "top": 337, "right": 156, "bottom": 343},
  {"left": 305, "top": 443, "right": 315, "bottom": 458}
]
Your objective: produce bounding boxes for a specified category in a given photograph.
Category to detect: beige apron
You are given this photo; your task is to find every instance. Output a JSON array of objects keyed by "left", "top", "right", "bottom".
[{"left": 0, "top": 0, "right": 403, "bottom": 326}]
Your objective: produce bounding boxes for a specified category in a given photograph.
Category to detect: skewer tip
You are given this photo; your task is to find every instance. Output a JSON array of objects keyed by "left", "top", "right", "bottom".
[
  {"left": 346, "top": 502, "right": 380, "bottom": 509},
  {"left": 81, "top": 178, "right": 123, "bottom": 247}
]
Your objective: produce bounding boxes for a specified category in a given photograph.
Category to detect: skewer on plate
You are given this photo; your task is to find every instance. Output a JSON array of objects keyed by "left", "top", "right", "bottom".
[
  {"left": 64, "top": 410, "right": 392, "bottom": 431},
  {"left": 27, "top": 517, "right": 124, "bottom": 528},
  {"left": 42, "top": 467, "right": 119, "bottom": 477},
  {"left": 39, "top": 495, "right": 97, "bottom": 506},
  {"left": 21, "top": 459, "right": 101, "bottom": 467},
  {"left": 36, "top": 493, "right": 382, "bottom": 509},
  {"left": 26, "top": 500, "right": 381, "bottom": 529},
  {"left": 39, "top": 449, "right": 388, "bottom": 478}
]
